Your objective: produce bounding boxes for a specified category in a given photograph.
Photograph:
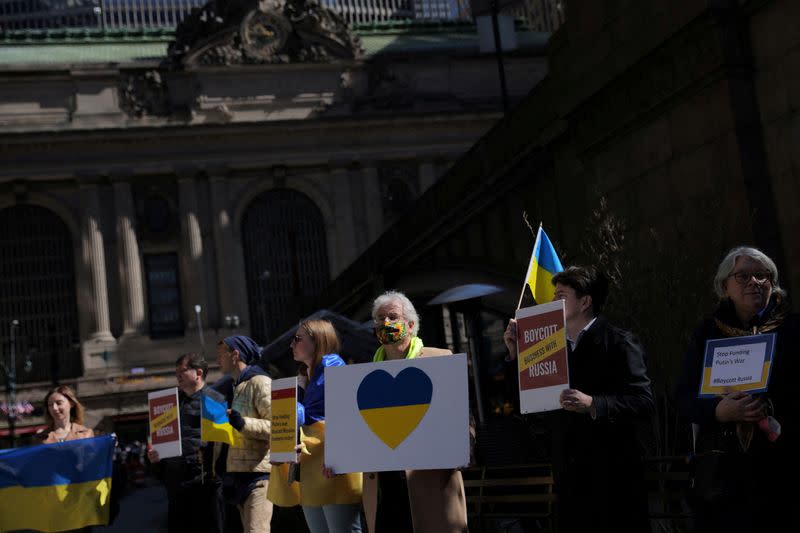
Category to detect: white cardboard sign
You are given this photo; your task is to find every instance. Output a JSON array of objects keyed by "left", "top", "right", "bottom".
[
  {"left": 325, "top": 354, "right": 469, "bottom": 473},
  {"left": 516, "top": 300, "right": 569, "bottom": 413}
]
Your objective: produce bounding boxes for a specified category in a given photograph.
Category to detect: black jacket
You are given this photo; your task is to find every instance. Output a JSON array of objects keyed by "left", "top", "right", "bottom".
[
  {"left": 160, "top": 385, "right": 225, "bottom": 490},
  {"left": 675, "top": 297, "right": 800, "bottom": 531},
  {"left": 551, "top": 315, "right": 654, "bottom": 533}
]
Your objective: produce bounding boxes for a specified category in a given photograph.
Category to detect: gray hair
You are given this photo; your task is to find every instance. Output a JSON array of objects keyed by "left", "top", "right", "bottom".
[
  {"left": 713, "top": 246, "right": 785, "bottom": 299},
  {"left": 371, "top": 290, "right": 420, "bottom": 336}
]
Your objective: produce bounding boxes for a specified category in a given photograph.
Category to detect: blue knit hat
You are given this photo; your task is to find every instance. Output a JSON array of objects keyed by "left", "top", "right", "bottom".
[{"left": 223, "top": 335, "right": 261, "bottom": 365}]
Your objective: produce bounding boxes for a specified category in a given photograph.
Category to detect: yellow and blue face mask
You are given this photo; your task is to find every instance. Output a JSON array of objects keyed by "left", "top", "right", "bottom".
[{"left": 375, "top": 320, "right": 408, "bottom": 345}]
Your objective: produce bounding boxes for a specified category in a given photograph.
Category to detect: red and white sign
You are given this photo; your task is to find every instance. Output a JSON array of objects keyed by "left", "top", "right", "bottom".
[
  {"left": 516, "top": 300, "right": 569, "bottom": 413},
  {"left": 148, "top": 387, "right": 182, "bottom": 459}
]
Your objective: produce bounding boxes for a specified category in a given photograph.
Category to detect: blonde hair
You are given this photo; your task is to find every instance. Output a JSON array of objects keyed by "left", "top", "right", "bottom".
[
  {"left": 44, "top": 385, "right": 86, "bottom": 427},
  {"left": 300, "top": 319, "right": 341, "bottom": 378}
]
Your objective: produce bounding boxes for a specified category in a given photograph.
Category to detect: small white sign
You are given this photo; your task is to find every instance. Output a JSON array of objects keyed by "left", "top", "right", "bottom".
[
  {"left": 325, "top": 355, "right": 469, "bottom": 473},
  {"left": 270, "top": 377, "right": 298, "bottom": 463},
  {"left": 699, "top": 333, "right": 776, "bottom": 397}
]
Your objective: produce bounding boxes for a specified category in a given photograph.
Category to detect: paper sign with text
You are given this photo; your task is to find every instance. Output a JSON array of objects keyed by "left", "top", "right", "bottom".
[
  {"left": 148, "top": 387, "right": 182, "bottom": 459},
  {"left": 516, "top": 300, "right": 569, "bottom": 413},
  {"left": 325, "top": 355, "right": 469, "bottom": 473},
  {"left": 270, "top": 377, "right": 299, "bottom": 463},
  {"left": 699, "top": 333, "right": 776, "bottom": 398}
]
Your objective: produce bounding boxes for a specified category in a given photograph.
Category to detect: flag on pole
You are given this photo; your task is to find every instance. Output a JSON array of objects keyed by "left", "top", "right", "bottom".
[
  {"left": 201, "top": 393, "right": 242, "bottom": 447},
  {"left": 0, "top": 434, "right": 115, "bottom": 533},
  {"left": 522, "top": 225, "right": 564, "bottom": 305}
]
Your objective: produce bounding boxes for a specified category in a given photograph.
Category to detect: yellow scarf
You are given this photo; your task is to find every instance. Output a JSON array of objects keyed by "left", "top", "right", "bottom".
[{"left": 373, "top": 336, "right": 423, "bottom": 362}]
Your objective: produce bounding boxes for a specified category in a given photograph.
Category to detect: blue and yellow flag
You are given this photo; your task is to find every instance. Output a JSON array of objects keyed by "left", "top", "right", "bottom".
[
  {"left": 523, "top": 225, "right": 564, "bottom": 304},
  {"left": 0, "top": 434, "right": 114, "bottom": 533},
  {"left": 201, "top": 393, "right": 242, "bottom": 447}
]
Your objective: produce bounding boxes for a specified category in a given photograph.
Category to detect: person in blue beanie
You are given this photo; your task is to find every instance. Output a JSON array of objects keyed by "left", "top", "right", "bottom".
[{"left": 216, "top": 335, "right": 273, "bottom": 533}]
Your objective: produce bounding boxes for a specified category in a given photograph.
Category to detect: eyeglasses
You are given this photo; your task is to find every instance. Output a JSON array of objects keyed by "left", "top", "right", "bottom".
[
  {"left": 728, "top": 271, "right": 772, "bottom": 285},
  {"left": 373, "top": 314, "right": 403, "bottom": 325}
]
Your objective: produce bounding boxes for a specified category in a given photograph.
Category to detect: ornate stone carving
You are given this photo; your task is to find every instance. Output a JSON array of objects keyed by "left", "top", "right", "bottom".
[
  {"left": 166, "top": 0, "right": 363, "bottom": 68},
  {"left": 118, "top": 70, "right": 168, "bottom": 118}
]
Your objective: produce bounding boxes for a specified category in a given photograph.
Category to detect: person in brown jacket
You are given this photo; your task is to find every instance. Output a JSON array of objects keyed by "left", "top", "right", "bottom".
[
  {"left": 364, "top": 290, "right": 468, "bottom": 533},
  {"left": 40, "top": 385, "right": 95, "bottom": 444}
]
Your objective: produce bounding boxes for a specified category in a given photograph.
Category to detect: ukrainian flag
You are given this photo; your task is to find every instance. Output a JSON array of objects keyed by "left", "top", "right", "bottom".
[
  {"left": 524, "top": 225, "right": 564, "bottom": 304},
  {"left": 201, "top": 393, "right": 242, "bottom": 447},
  {"left": 0, "top": 434, "right": 114, "bottom": 532}
]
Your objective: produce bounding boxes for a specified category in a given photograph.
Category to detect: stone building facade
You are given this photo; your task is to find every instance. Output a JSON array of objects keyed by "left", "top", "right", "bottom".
[{"left": 0, "top": 11, "right": 548, "bottom": 435}]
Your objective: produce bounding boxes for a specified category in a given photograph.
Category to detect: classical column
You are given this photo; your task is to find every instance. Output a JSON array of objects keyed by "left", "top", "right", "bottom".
[
  {"left": 209, "top": 175, "right": 249, "bottom": 330},
  {"left": 178, "top": 177, "right": 208, "bottom": 333},
  {"left": 361, "top": 165, "right": 384, "bottom": 246},
  {"left": 80, "top": 184, "right": 115, "bottom": 342},
  {"left": 113, "top": 181, "right": 146, "bottom": 336},
  {"left": 419, "top": 161, "right": 437, "bottom": 193},
  {"left": 330, "top": 167, "right": 358, "bottom": 277}
]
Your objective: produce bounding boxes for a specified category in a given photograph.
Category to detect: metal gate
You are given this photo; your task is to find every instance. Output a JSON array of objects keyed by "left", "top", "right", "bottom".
[
  {"left": 0, "top": 205, "right": 81, "bottom": 384},
  {"left": 241, "top": 189, "right": 330, "bottom": 345}
]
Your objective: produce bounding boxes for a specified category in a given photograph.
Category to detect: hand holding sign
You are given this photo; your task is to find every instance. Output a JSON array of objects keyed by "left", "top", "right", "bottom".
[{"left": 715, "top": 390, "right": 768, "bottom": 423}]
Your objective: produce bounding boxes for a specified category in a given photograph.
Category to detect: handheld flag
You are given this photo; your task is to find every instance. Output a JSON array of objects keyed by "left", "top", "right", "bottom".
[
  {"left": 519, "top": 225, "right": 564, "bottom": 308},
  {"left": 201, "top": 393, "right": 242, "bottom": 446},
  {"left": 0, "top": 434, "right": 115, "bottom": 533}
]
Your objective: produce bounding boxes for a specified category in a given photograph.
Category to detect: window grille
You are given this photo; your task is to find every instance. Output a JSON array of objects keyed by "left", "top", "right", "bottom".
[
  {"left": 144, "top": 253, "right": 184, "bottom": 338},
  {"left": 241, "top": 189, "right": 329, "bottom": 345},
  {"left": 0, "top": 205, "right": 81, "bottom": 384}
]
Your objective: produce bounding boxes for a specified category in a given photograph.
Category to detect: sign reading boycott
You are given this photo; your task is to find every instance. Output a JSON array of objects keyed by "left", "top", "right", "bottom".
[
  {"left": 325, "top": 354, "right": 469, "bottom": 473},
  {"left": 148, "top": 387, "right": 181, "bottom": 459},
  {"left": 270, "top": 377, "right": 299, "bottom": 463},
  {"left": 516, "top": 300, "right": 569, "bottom": 413},
  {"left": 699, "top": 333, "right": 776, "bottom": 398}
]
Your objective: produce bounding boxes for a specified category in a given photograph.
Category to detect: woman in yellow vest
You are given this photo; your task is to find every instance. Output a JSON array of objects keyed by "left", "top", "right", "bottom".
[{"left": 268, "top": 319, "right": 363, "bottom": 533}]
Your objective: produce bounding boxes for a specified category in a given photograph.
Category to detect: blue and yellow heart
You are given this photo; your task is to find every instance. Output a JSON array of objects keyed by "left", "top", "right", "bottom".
[{"left": 356, "top": 367, "right": 433, "bottom": 449}]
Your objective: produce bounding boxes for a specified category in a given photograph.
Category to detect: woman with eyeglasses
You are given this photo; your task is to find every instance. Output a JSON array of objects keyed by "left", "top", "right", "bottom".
[
  {"left": 675, "top": 246, "right": 800, "bottom": 532},
  {"left": 268, "top": 319, "right": 363, "bottom": 533}
]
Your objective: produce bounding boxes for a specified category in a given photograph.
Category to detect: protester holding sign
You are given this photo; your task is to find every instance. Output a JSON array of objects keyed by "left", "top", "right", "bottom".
[
  {"left": 504, "top": 266, "right": 654, "bottom": 533},
  {"left": 365, "top": 290, "right": 468, "bottom": 533},
  {"left": 268, "top": 319, "right": 363, "bottom": 533},
  {"left": 147, "top": 353, "right": 225, "bottom": 533},
  {"left": 675, "top": 246, "right": 800, "bottom": 532}
]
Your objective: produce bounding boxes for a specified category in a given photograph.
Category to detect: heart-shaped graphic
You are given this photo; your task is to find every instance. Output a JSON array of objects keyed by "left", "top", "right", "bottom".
[{"left": 356, "top": 367, "right": 433, "bottom": 449}]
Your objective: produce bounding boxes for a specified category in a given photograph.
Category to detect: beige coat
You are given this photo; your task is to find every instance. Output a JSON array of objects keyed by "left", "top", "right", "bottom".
[
  {"left": 41, "top": 422, "right": 94, "bottom": 444},
  {"left": 227, "top": 371, "right": 273, "bottom": 473},
  {"left": 363, "top": 346, "right": 468, "bottom": 533}
]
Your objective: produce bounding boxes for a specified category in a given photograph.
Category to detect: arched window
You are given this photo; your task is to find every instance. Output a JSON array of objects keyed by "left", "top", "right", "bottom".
[
  {"left": 0, "top": 205, "right": 80, "bottom": 383},
  {"left": 241, "top": 189, "right": 330, "bottom": 344}
]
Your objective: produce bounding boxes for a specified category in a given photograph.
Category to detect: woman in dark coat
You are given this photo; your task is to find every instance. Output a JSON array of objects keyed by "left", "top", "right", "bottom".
[{"left": 676, "top": 246, "right": 799, "bottom": 532}]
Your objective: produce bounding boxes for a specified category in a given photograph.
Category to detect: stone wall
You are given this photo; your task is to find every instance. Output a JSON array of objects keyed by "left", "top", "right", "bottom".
[{"left": 320, "top": 0, "right": 799, "bottom": 401}]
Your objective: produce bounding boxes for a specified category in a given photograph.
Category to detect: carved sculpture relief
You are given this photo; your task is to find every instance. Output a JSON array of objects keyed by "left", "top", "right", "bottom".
[{"left": 167, "top": 0, "right": 364, "bottom": 67}]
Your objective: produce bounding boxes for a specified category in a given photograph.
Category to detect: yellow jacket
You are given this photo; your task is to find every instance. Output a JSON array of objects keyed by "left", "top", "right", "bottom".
[{"left": 268, "top": 421, "right": 362, "bottom": 507}]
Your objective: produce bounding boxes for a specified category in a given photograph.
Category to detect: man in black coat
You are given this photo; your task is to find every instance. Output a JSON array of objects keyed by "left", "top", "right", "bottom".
[
  {"left": 505, "top": 266, "right": 655, "bottom": 533},
  {"left": 147, "top": 353, "right": 225, "bottom": 533}
]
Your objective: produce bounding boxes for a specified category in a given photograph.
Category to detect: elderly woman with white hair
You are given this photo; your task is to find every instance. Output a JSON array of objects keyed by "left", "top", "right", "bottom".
[
  {"left": 363, "top": 290, "right": 468, "bottom": 533},
  {"left": 676, "top": 246, "right": 799, "bottom": 533}
]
